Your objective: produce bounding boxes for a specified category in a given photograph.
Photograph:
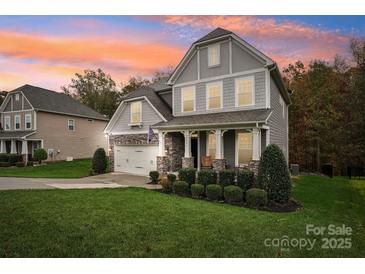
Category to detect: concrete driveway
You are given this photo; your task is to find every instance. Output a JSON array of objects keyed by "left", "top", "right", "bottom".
[{"left": 0, "top": 172, "right": 161, "bottom": 190}]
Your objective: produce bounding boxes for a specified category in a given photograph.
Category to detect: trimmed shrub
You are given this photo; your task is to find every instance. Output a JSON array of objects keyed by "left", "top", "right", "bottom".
[
  {"left": 15, "top": 161, "right": 26, "bottom": 168},
  {"left": 257, "top": 144, "right": 291, "bottom": 203},
  {"left": 178, "top": 168, "right": 196, "bottom": 185},
  {"left": 218, "top": 169, "right": 236, "bottom": 187},
  {"left": 172, "top": 181, "right": 190, "bottom": 196},
  {"left": 33, "top": 148, "right": 47, "bottom": 164},
  {"left": 197, "top": 169, "right": 217, "bottom": 185},
  {"left": 191, "top": 184, "right": 205, "bottom": 199},
  {"left": 0, "top": 153, "right": 9, "bottom": 162},
  {"left": 206, "top": 184, "right": 222, "bottom": 201},
  {"left": 224, "top": 185, "right": 244, "bottom": 204},
  {"left": 246, "top": 188, "right": 268, "bottom": 207},
  {"left": 27, "top": 161, "right": 34, "bottom": 167},
  {"left": 160, "top": 178, "right": 173, "bottom": 193},
  {"left": 237, "top": 170, "right": 255, "bottom": 191},
  {"left": 167, "top": 173, "right": 177, "bottom": 184},
  {"left": 149, "top": 171, "right": 160, "bottom": 184},
  {"left": 92, "top": 148, "right": 107, "bottom": 174},
  {"left": 0, "top": 161, "right": 11, "bottom": 167},
  {"left": 8, "top": 154, "right": 23, "bottom": 165}
]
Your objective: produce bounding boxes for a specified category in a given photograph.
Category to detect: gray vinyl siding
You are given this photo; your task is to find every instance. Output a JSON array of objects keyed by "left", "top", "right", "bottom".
[
  {"left": 223, "top": 130, "right": 235, "bottom": 168},
  {"left": 261, "top": 129, "right": 267, "bottom": 153},
  {"left": 199, "top": 131, "right": 206, "bottom": 160},
  {"left": 200, "top": 41, "right": 230, "bottom": 79},
  {"left": 232, "top": 41, "right": 264, "bottom": 72},
  {"left": 174, "top": 71, "right": 266, "bottom": 116},
  {"left": 176, "top": 52, "right": 198, "bottom": 85},
  {"left": 110, "top": 99, "right": 164, "bottom": 134},
  {"left": 159, "top": 92, "right": 172, "bottom": 108},
  {"left": 267, "top": 78, "right": 289, "bottom": 161}
]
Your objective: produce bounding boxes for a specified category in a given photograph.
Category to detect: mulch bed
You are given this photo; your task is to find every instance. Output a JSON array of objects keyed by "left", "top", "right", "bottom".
[{"left": 153, "top": 189, "right": 303, "bottom": 213}]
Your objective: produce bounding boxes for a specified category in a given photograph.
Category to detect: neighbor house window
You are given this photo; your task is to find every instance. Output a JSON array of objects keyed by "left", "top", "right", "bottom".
[
  {"left": 130, "top": 101, "right": 142, "bottom": 124},
  {"left": 68, "top": 119, "right": 75, "bottom": 131},
  {"left": 14, "top": 115, "right": 21, "bottom": 130},
  {"left": 206, "top": 81, "right": 223, "bottom": 110},
  {"left": 15, "top": 94, "right": 19, "bottom": 101},
  {"left": 235, "top": 76, "right": 254, "bottom": 107},
  {"left": 208, "top": 44, "right": 220, "bottom": 67},
  {"left": 237, "top": 132, "right": 253, "bottom": 165},
  {"left": 25, "top": 114, "right": 32, "bottom": 129},
  {"left": 4, "top": 116, "right": 11, "bottom": 131},
  {"left": 181, "top": 86, "right": 195, "bottom": 112},
  {"left": 207, "top": 132, "right": 216, "bottom": 159}
]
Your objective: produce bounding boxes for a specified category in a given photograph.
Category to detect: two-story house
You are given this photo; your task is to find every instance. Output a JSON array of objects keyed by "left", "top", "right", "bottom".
[
  {"left": 0, "top": 85, "right": 109, "bottom": 162},
  {"left": 104, "top": 28, "right": 290, "bottom": 175}
]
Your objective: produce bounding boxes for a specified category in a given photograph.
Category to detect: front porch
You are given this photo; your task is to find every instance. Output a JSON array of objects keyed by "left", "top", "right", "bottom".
[
  {"left": 0, "top": 135, "right": 42, "bottom": 162},
  {"left": 156, "top": 126, "right": 268, "bottom": 173}
]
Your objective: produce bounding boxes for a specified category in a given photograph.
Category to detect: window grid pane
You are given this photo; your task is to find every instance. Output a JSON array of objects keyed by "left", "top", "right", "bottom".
[
  {"left": 237, "top": 78, "right": 253, "bottom": 106},
  {"left": 208, "top": 45, "right": 219, "bottom": 66},
  {"left": 208, "top": 133, "right": 216, "bottom": 159},
  {"left": 237, "top": 132, "right": 252, "bottom": 165},
  {"left": 182, "top": 87, "right": 195, "bottom": 112},
  {"left": 207, "top": 84, "right": 221, "bottom": 109},
  {"left": 131, "top": 102, "right": 141, "bottom": 123}
]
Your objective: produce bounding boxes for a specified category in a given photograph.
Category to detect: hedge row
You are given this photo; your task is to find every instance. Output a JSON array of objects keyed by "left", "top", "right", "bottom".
[{"left": 0, "top": 153, "right": 23, "bottom": 165}]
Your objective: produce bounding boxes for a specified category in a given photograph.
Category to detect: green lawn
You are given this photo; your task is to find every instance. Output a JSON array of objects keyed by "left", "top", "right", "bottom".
[
  {"left": 0, "top": 159, "right": 91, "bottom": 178},
  {"left": 0, "top": 176, "right": 364, "bottom": 257}
]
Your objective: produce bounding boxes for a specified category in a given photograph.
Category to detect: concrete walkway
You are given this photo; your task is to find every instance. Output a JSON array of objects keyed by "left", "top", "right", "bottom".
[{"left": 0, "top": 173, "right": 161, "bottom": 190}]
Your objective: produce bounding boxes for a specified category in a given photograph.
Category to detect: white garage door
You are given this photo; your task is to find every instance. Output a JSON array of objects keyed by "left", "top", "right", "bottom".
[{"left": 114, "top": 145, "right": 159, "bottom": 175}]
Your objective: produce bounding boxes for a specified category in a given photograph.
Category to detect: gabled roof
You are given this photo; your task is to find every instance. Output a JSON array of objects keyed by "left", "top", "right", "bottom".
[
  {"left": 148, "top": 77, "right": 171, "bottom": 92},
  {"left": 195, "top": 27, "right": 232, "bottom": 44},
  {"left": 0, "top": 130, "right": 36, "bottom": 139},
  {"left": 153, "top": 109, "right": 272, "bottom": 129},
  {"left": 6, "top": 85, "right": 108, "bottom": 121}
]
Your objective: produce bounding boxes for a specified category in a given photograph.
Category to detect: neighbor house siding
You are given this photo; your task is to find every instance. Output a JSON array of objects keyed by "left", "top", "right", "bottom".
[
  {"left": 31, "top": 111, "right": 108, "bottom": 161},
  {"left": 267, "top": 78, "right": 289, "bottom": 161},
  {"left": 173, "top": 71, "right": 266, "bottom": 116},
  {"left": 109, "top": 99, "right": 164, "bottom": 134}
]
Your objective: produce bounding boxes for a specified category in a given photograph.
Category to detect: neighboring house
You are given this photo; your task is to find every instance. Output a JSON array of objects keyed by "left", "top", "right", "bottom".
[
  {"left": 0, "top": 85, "right": 109, "bottom": 161},
  {"left": 105, "top": 28, "right": 290, "bottom": 175}
]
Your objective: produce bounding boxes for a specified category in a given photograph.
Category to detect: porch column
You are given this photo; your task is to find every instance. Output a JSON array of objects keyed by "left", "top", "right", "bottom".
[
  {"left": 158, "top": 131, "right": 166, "bottom": 156},
  {"left": 184, "top": 131, "right": 192, "bottom": 158},
  {"left": 21, "top": 140, "right": 28, "bottom": 163},
  {"left": 10, "top": 140, "right": 17, "bottom": 154},
  {"left": 0, "top": 140, "right": 5, "bottom": 153},
  {"left": 252, "top": 128, "right": 261, "bottom": 161},
  {"left": 215, "top": 129, "right": 223, "bottom": 159}
]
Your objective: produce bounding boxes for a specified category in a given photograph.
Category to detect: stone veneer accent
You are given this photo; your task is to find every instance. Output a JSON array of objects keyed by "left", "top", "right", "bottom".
[
  {"left": 157, "top": 156, "right": 170, "bottom": 173},
  {"left": 108, "top": 133, "right": 158, "bottom": 172},
  {"left": 248, "top": 160, "right": 260, "bottom": 175},
  {"left": 164, "top": 132, "right": 184, "bottom": 172},
  {"left": 212, "top": 159, "right": 227, "bottom": 171},
  {"left": 182, "top": 157, "right": 194, "bottom": 168}
]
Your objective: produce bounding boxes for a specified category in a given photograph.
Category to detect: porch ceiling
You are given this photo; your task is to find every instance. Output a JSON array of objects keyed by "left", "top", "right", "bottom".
[
  {"left": 0, "top": 131, "right": 36, "bottom": 139},
  {"left": 152, "top": 109, "right": 272, "bottom": 130}
]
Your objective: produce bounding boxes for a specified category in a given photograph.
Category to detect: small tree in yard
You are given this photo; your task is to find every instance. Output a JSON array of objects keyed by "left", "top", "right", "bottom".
[
  {"left": 33, "top": 148, "right": 47, "bottom": 164},
  {"left": 257, "top": 144, "right": 291, "bottom": 203},
  {"left": 92, "top": 148, "right": 108, "bottom": 174}
]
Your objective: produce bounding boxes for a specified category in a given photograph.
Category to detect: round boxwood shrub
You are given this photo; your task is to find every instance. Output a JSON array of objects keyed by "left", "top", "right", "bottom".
[
  {"left": 197, "top": 170, "right": 217, "bottom": 185},
  {"left": 160, "top": 178, "right": 172, "bottom": 193},
  {"left": 178, "top": 168, "right": 196, "bottom": 185},
  {"left": 0, "top": 161, "right": 11, "bottom": 167},
  {"left": 149, "top": 171, "right": 160, "bottom": 184},
  {"left": 172, "top": 181, "right": 190, "bottom": 196},
  {"left": 167, "top": 173, "right": 177, "bottom": 184},
  {"left": 191, "top": 184, "right": 205, "bottom": 199},
  {"left": 237, "top": 170, "right": 254, "bottom": 191},
  {"left": 15, "top": 161, "right": 26, "bottom": 168},
  {"left": 257, "top": 144, "right": 291, "bottom": 203},
  {"left": 246, "top": 188, "right": 268, "bottom": 207},
  {"left": 206, "top": 184, "right": 222, "bottom": 201},
  {"left": 218, "top": 169, "right": 236, "bottom": 187},
  {"left": 224, "top": 185, "right": 243, "bottom": 204},
  {"left": 33, "top": 148, "right": 47, "bottom": 164},
  {"left": 92, "top": 148, "right": 107, "bottom": 174}
]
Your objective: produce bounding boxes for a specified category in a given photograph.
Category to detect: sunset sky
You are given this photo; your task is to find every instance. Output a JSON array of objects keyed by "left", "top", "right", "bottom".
[{"left": 0, "top": 15, "right": 364, "bottom": 91}]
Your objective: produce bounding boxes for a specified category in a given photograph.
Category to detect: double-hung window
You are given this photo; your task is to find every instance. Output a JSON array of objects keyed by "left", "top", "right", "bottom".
[
  {"left": 236, "top": 132, "right": 253, "bottom": 165},
  {"left": 68, "top": 119, "right": 75, "bottom": 131},
  {"left": 181, "top": 86, "right": 195, "bottom": 112},
  {"left": 130, "top": 101, "right": 142, "bottom": 124},
  {"left": 207, "top": 133, "right": 216, "bottom": 159},
  {"left": 235, "top": 76, "right": 254, "bottom": 107},
  {"left": 14, "top": 115, "right": 21, "bottom": 130},
  {"left": 25, "top": 114, "right": 32, "bottom": 129},
  {"left": 4, "top": 116, "right": 11, "bottom": 131},
  {"left": 208, "top": 44, "right": 220, "bottom": 67},
  {"left": 206, "top": 81, "right": 222, "bottom": 110}
]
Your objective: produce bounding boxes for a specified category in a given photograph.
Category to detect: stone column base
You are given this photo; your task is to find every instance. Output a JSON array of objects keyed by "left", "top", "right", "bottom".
[
  {"left": 182, "top": 157, "right": 194, "bottom": 168},
  {"left": 212, "top": 159, "right": 227, "bottom": 171},
  {"left": 157, "top": 156, "right": 170, "bottom": 173},
  {"left": 248, "top": 160, "right": 260, "bottom": 175}
]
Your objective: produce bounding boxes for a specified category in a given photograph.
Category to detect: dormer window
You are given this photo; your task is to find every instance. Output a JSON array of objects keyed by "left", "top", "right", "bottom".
[
  {"left": 15, "top": 94, "right": 19, "bottom": 101},
  {"left": 130, "top": 101, "right": 142, "bottom": 124},
  {"left": 208, "top": 44, "right": 220, "bottom": 67}
]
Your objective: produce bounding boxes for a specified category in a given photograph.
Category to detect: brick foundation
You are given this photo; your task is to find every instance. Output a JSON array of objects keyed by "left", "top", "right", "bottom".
[
  {"left": 212, "top": 158, "right": 227, "bottom": 171},
  {"left": 182, "top": 157, "right": 194, "bottom": 168}
]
